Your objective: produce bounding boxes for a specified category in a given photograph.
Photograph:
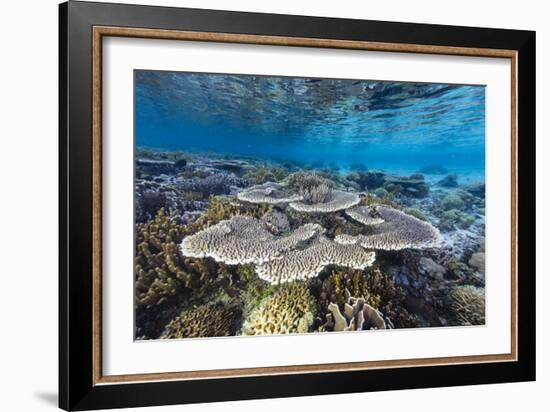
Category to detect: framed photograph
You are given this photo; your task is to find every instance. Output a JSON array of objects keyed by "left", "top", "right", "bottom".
[{"left": 59, "top": 1, "right": 535, "bottom": 410}]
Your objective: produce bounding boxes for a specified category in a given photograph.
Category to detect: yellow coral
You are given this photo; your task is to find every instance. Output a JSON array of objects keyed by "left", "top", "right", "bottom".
[
  {"left": 242, "top": 282, "right": 315, "bottom": 335},
  {"left": 161, "top": 304, "right": 240, "bottom": 339}
]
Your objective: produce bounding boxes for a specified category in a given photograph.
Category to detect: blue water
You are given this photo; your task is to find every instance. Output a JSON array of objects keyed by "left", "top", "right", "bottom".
[{"left": 135, "top": 70, "right": 485, "bottom": 174}]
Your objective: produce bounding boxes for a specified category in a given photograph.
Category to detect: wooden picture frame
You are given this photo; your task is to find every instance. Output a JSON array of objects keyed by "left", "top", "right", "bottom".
[{"left": 59, "top": 1, "right": 535, "bottom": 410}]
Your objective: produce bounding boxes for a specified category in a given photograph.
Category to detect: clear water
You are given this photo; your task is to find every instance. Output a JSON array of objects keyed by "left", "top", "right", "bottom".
[{"left": 135, "top": 70, "right": 485, "bottom": 175}]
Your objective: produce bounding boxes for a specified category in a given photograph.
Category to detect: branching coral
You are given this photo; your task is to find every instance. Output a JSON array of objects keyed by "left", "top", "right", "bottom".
[
  {"left": 135, "top": 208, "right": 189, "bottom": 307},
  {"left": 287, "top": 171, "right": 335, "bottom": 204},
  {"left": 447, "top": 285, "right": 485, "bottom": 325},
  {"left": 336, "top": 205, "right": 441, "bottom": 250},
  {"left": 180, "top": 215, "right": 323, "bottom": 265},
  {"left": 134, "top": 207, "right": 230, "bottom": 311},
  {"left": 242, "top": 282, "right": 315, "bottom": 335},
  {"left": 255, "top": 237, "right": 376, "bottom": 285},
  {"left": 161, "top": 303, "right": 241, "bottom": 339}
]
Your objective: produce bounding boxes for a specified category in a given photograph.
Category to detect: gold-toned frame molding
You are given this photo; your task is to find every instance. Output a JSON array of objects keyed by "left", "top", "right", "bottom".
[{"left": 92, "top": 26, "right": 518, "bottom": 386}]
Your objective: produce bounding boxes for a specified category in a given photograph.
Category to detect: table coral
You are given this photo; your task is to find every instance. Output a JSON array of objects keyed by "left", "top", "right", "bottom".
[
  {"left": 289, "top": 189, "right": 360, "bottom": 213},
  {"left": 255, "top": 237, "right": 376, "bottom": 285},
  {"left": 180, "top": 215, "right": 323, "bottom": 265},
  {"left": 242, "top": 282, "right": 315, "bottom": 335},
  {"left": 237, "top": 182, "right": 303, "bottom": 204},
  {"left": 335, "top": 205, "right": 441, "bottom": 250}
]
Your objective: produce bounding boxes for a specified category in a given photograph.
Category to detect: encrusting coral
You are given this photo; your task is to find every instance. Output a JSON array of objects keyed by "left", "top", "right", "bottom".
[
  {"left": 447, "top": 285, "right": 485, "bottom": 325},
  {"left": 242, "top": 282, "right": 315, "bottom": 335},
  {"left": 180, "top": 215, "right": 323, "bottom": 265},
  {"left": 255, "top": 237, "right": 376, "bottom": 284},
  {"left": 335, "top": 205, "right": 441, "bottom": 250},
  {"left": 161, "top": 303, "right": 241, "bottom": 339}
]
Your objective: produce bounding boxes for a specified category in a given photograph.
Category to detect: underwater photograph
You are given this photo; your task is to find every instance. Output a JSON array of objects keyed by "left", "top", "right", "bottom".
[{"left": 134, "top": 70, "right": 486, "bottom": 340}]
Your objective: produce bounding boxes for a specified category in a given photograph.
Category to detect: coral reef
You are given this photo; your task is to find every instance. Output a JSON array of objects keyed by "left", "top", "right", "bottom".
[
  {"left": 345, "top": 205, "right": 385, "bottom": 226},
  {"left": 287, "top": 171, "right": 335, "bottom": 203},
  {"left": 437, "top": 174, "right": 459, "bottom": 188},
  {"left": 161, "top": 303, "right": 241, "bottom": 339},
  {"left": 447, "top": 285, "right": 485, "bottom": 325},
  {"left": 289, "top": 190, "right": 360, "bottom": 213},
  {"left": 180, "top": 215, "right": 323, "bottom": 265},
  {"left": 260, "top": 209, "right": 290, "bottom": 234},
  {"left": 383, "top": 174, "right": 429, "bottom": 198},
  {"left": 335, "top": 205, "right": 441, "bottom": 250},
  {"left": 468, "top": 252, "right": 485, "bottom": 275},
  {"left": 255, "top": 237, "right": 376, "bottom": 284},
  {"left": 176, "top": 172, "right": 246, "bottom": 198},
  {"left": 319, "top": 267, "right": 418, "bottom": 329},
  {"left": 135, "top": 180, "right": 206, "bottom": 223},
  {"left": 242, "top": 282, "right": 315, "bottom": 335},
  {"left": 237, "top": 182, "right": 303, "bottom": 204},
  {"left": 326, "top": 288, "right": 388, "bottom": 331},
  {"left": 135, "top": 208, "right": 189, "bottom": 307}
]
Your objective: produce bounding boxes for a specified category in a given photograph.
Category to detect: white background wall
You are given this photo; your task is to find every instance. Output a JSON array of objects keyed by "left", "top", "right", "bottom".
[{"left": 0, "top": 0, "right": 546, "bottom": 411}]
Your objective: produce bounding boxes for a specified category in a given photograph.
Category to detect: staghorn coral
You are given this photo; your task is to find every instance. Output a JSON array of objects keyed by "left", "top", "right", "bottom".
[
  {"left": 161, "top": 303, "right": 241, "bottom": 339},
  {"left": 255, "top": 237, "right": 376, "bottom": 285},
  {"left": 237, "top": 182, "right": 303, "bottom": 204},
  {"left": 335, "top": 205, "right": 441, "bottom": 250},
  {"left": 180, "top": 215, "right": 323, "bottom": 265},
  {"left": 287, "top": 171, "right": 335, "bottom": 204},
  {"left": 242, "top": 282, "right": 315, "bottom": 335},
  {"left": 447, "top": 285, "right": 485, "bottom": 325},
  {"left": 289, "top": 190, "right": 360, "bottom": 213}
]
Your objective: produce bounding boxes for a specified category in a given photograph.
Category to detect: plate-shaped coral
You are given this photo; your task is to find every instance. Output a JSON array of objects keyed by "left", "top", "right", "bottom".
[
  {"left": 336, "top": 205, "right": 441, "bottom": 250},
  {"left": 289, "top": 190, "right": 360, "bottom": 213},
  {"left": 256, "top": 237, "right": 376, "bottom": 284},
  {"left": 180, "top": 215, "right": 323, "bottom": 264}
]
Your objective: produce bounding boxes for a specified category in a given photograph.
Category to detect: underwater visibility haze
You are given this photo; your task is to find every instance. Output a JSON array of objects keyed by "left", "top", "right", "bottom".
[{"left": 134, "top": 70, "right": 487, "bottom": 340}]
